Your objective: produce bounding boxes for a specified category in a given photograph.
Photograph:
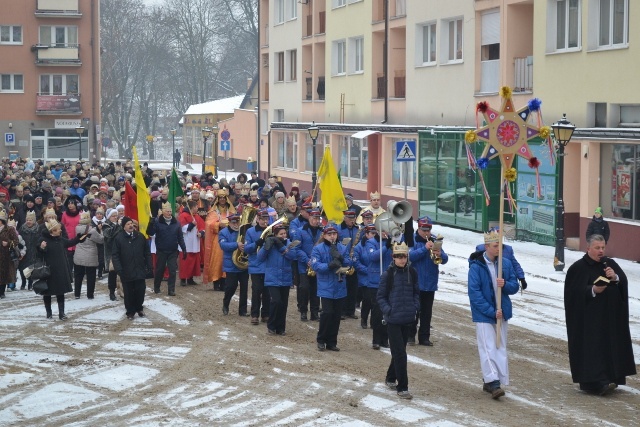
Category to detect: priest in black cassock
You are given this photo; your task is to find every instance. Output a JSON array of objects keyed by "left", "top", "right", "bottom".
[{"left": 564, "top": 234, "right": 636, "bottom": 396}]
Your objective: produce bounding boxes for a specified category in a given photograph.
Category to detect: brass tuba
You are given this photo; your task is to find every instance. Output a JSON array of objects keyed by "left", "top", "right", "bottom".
[
  {"left": 232, "top": 205, "right": 257, "bottom": 270},
  {"left": 429, "top": 234, "right": 444, "bottom": 265}
]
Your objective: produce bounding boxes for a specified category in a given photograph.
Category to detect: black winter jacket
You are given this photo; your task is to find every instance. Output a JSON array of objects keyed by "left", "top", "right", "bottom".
[
  {"left": 377, "top": 264, "right": 420, "bottom": 325},
  {"left": 146, "top": 216, "right": 186, "bottom": 253},
  {"left": 111, "top": 230, "right": 151, "bottom": 282}
]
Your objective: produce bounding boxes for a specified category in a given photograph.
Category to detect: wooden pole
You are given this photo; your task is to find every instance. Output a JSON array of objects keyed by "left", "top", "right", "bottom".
[{"left": 496, "top": 162, "right": 506, "bottom": 348}]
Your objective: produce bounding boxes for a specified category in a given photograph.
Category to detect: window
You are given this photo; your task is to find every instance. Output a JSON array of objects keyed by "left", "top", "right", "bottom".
[
  {"left": 391, "top": 139, "right": 416, "bottom": 188},
  {"left": 600, "top": 143, "right": 640, "bottom": 220},
  {"left": 443, "top": 18, "right": 463, "bottom": 62},
  {"left": 305, "top": 134, "right": 329, "bottom": 172},
  {"left": 333, "top": 0, "right": 347, "bottom": 7},
  {"left": 287, "top": 0, "right": 297, "bottom": 20},
  {"left": 332, "top": 40, "right": 346, "bottom": 75},
  {"left": 555, "top": 0, "right": 581, "bottom": 50},
  {"left": 39, "top": 26, "right": 78, "bottom": 47},
  {"left": 277, "top": 132, "right": 298, "bottom": 170},
  {"left": 417, "top": 22, "right": 436, "bottom": 65},
  {"left": 275, "top": 109, "right": 285, "bottom": 122},
  {"left": 349, "top": 37, "right": 364, "bottom": 73},
  {"left": 287, "top": 49, "right": 297, "bottom": 81},
  {"left": 1, "top": 74, "right": 24, "bottom": 92},
  {"left": 339, "top": 136, "right": 368, "bottom": 180},
  {"left": 275, "top": 0, "right": 284, "bottom": 24},
  {"left": 598, "top": 0, "right": 628, "bottom": 47},
  {"left": 275, "top": 52, "right": 284, "bottom": 82},
  {"left": 0, "top": 25, "right": 22, "bottom": 44},
  {"left": 40, "top": 74, "right": 79, "bottom": 94}
]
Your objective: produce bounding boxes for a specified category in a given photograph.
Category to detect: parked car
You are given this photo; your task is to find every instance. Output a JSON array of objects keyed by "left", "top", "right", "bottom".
[{"left": 437, "top": 187, "right": 474, "bottom": 213}]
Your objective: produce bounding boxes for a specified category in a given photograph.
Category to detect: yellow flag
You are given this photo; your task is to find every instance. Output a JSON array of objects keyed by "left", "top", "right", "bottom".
[
  {"left": 317, "top": 147, "right": 347, "bottom": 223},
  {"left": 132, "top": 146, "right": 151, "bottom": 237}
]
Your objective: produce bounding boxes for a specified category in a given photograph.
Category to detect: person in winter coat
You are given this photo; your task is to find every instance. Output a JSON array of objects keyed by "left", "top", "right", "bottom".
[
  {"left": 146, "top": 202, "right": 186, "bottom": 296},
  {"left": 467, "top": 229, "right": 519, "bottom": 400},
  {"left": 37, "top": 219, "right": 83, "bottom": 319},
  {"left": 408, "top": 216, "right": 448, "bottom": 346},
  {"left": 377, "top": 242, "right": 420, "bottom": 400},
  {"left": 112, "top": 216, "right": 152, "bottom": 320},
  {"left": 244, "top": 209, "right": 271, "bottom": 325},
  {"left": 15, "top": 195, "right": 38, "bottom": 230},
  {"left": 102, "top": 209, "right": 123, "bottom": 301},
  {"left": 312, "top": 223, "right": 352, "bottom": 352},
  {"left": 475, "top": 227, "right": 526, "bottom": 290},
  {"left": 178, "top": 201, "right": 205, "bottom": 286},
  {"left": 0, "top": 210, "right": 19, "bottom": 298},
  {"left": 61, "top": 195, "right": 83, "bottom": 273},
  {"left": 73, "top": 211, "right": 104, "bottom": 299},
  {"left": 19, "top": 211, "right": 40, "bottom": 290},
  {"left": 257, "top": 222, "right": 298, "bottom": 335},
  {"left": 92, "top": 207, "right": 106, "bottom": 278},
  {"left": 585, "top": 206, "right": 610, "bottom": 244},
  {"left": 353, "top": 225, "right": 375, "bottom": 329},
  {"left": 219, "top": 212, "right": 249, "bottom": 316},
  {"left": 291, "top": 209, "right": 323, "bottom": 321}
]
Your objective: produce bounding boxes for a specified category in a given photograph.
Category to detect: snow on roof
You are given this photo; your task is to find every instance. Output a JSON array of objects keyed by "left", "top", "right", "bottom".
[{"left": 183, "top": 95, "right": 245, "bottom": 116}]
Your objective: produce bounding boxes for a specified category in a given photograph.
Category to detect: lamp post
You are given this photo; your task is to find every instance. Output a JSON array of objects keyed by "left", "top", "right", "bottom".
[
  {"left": 75, "top": 125, "right": 85, "bottom": 160},
  {"left": 201, "top": 127, "right": 212, "bottom": 175},
  {"left": 170, "top": 128, "right": 177, "bottom": 168},
  {"left": 552, "top": 113, "right": 576, "bottom": 272},
  {"left": 210, "top": 125, "right": 219, "bottom": 178},
  {"left": 307, "top": 121, "right": 320, "bottom": 202}
]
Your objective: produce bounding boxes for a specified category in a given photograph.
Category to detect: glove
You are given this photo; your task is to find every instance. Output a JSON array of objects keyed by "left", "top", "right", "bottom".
[
  {"left": 182, "top": 252, "right": 187, "bottom": 260},
  {"left": 328, "top": 259, "right": 342, "bottom": 271},
  {"left": 274, "top": 238, "right": 285, "bottom": 249},
  {"left": 264, "top": 236, "right": 275, "bottom": 251},
  {"left": 519, "top": 278, "right": 528, "bottom": 290},
  {"left": 255, "top": 237, "right": 264, "bottom": 247}
]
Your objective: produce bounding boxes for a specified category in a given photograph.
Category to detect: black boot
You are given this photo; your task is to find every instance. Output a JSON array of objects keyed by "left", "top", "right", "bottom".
[
  {"left": 58, "top": 297, "right": 67, "bottom": 320},
  {"left": 109, "top": 293, "right": 117, "bottom": 301},
  {"left": 180, "top": 279, "right": 187, "bottom": 287},
  {"left": 44, "top": 298, "right": 53, "bottom": 319}
]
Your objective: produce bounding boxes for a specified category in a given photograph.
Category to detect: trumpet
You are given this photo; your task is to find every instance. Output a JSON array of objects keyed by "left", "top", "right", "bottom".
[
  {"left": 429, "top": 234, "right": 444, "bottom": 265},
  {"left": 306, "top": 265, "right": 316, "bottom": 277}
]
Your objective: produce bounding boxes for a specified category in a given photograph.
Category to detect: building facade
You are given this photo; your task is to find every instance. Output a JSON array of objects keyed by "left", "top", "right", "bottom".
[
  {"left": 259, "top": 0, "right": 639, "bottom": 260},
  {"left": 0, "top": 0, "right": 101, "bottom": 161}
]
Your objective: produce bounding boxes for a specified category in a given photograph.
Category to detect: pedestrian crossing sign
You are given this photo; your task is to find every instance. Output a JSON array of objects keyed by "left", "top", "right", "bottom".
[{"left": 395, "top": 140, "right": 416, "bottom": 162}]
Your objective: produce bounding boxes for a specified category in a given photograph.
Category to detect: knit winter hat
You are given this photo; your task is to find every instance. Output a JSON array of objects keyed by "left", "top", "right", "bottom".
[{"left": 595, "top": 207, "right": 603, "bottom": 215}]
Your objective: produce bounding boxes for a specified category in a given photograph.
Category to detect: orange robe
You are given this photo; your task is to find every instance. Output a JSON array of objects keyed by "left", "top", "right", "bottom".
[{"left": 202, "top": 210, "right": 225, "bottom": 283}]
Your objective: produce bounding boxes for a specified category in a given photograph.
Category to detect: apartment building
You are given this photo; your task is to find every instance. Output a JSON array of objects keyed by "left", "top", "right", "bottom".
[
  {"left": 258, "top": 0, "right": 638, "bottom": 260},
  {"left": 0, "top": 0, "right": 101, "bottom": 161}
]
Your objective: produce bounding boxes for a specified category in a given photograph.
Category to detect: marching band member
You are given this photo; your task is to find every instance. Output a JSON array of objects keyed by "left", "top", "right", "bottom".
[
  {"left": 338, "top": 209, "right": 360, "bottom": 320},
  {"left": 219, "top": 213, "right": 249, "bottom": 316},
  {"left": 354, "top": 224, "right": 376, "bottom": 329},
  {"left": 291, "top": 209, "right": 323, "bottom": 321},
  {"left": 244, "top": 209, "right": 271, "bottom": 325}
]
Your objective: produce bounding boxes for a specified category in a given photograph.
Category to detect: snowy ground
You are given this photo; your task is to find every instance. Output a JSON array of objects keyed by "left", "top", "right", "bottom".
[{"left": 0, "top": 227, "right": 638, "bottom": 426}]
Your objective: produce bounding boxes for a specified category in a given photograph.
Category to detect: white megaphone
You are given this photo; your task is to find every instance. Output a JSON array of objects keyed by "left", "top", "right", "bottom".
[
  {"left": 375, "top": 212, "right": 404, "bottom": 243},
  {"left": 386, "top": 199, "right": 413, "bottom": 223}
]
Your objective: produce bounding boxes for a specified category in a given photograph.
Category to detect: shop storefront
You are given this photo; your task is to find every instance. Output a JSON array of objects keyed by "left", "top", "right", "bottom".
[{"left": 30, "top": 128, "right": 87, "bottom": 160}]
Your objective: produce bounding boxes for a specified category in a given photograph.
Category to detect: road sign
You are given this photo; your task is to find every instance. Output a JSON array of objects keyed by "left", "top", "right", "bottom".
[
  {"left": 395, "top": 140, "right": 416, "bottom": 162},
  {"left": 220, "top": 129, "right": 231, "bottom": 141},
  {"left": 4, "top": 133, "right": 15, "bottom": 146},
  {"left": 220, "top": 140, "right": 231, "bottom": 151},
  {"left": 102, "top": 137, "right": 111, "bottom": 148}
]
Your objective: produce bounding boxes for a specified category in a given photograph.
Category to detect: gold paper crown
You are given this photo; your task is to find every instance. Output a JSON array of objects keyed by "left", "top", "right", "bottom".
[
  {"left": 370, "top": 191, "right": 380, "bottom": 199},
  {"left": 217, "top": 188, "right": 228, "bottom": 197},
  {"left": 243, "top": 182, "right": 251, "bottom": 189},
  {"left": 162, "top": 202, "right": 172, "bottom": 211},
  {"left": 286, "top": 195, "right": 296, "bottom": 205},
  {"left": 392, "top": 242, "right": 409, "bottom": 255},
  {"left": 26, "top": 211, "right": 37, "bottom": 221},
  {"left": 240, "top": 189, "right": 249, "bottom": 196},
  {"left": 484, "top": 230, "right": 500, "bottom": 244},
  {"left": 205, "top": 191, "right": 215, "bottom": 199},
  {"left": 249, "top": 190, "right": 258, "bottom": 196},
  {"left": 292, "top": 182, "right": 299, "bottom": 188},
  {"left": 45, "top": 218, "right": 61, "bottom": 231}
]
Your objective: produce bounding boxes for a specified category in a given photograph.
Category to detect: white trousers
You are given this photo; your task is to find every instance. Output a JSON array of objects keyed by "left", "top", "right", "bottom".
[{"left": 476, "top": 321, "right": 509, "bottom": 386}]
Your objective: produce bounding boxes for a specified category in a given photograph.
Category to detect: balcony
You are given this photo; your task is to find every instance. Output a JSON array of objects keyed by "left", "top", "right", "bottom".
[
  {"left": 36, "top": 93, "right": 81, "bottom": 115},
  {"left": 35, "top": 0, "right": 81, "bottom": 17},
  {"left": 33, "top": 44, "right": 81, "bottom": 66},
  {"left": 376, "top": 75, "right": 386, "bottom": 99},
  {"left": 393, "top": 70, "right": 405, "bottom": 98}
]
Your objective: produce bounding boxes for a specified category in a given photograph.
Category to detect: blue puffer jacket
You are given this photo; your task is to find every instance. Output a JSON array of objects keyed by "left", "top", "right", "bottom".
[
  {"left": 146, "top": 216, "right": 186, "bottom": 253},
  {"left": 289, "top": 215, "right": 307, "bottom": 235},
  {"left": 467, "top": 250, "right": 519, "bottom": 323},
  {"left": 257, "top": 238, "right": 298, "bottom": 287},
  {"left": 311, "top": 240, "right": 351, "bottom": 299},
  {"left": 244, "top": 225, "right": 267, "bottom": 274},
  {"left": 338, "top": 222, "right": 359, "bottom": 254},
  {"left": 377, "top": 265, "right": 420, "bottom": 325},
  {"left": 475, "top": 243, "right": 524, "bottom": 279},
  {"left": 364, "top": 236, "right": 393, "bottom": 288},
  {"left": 219, "top": 226, "right": 242, "bottom": 273},
  {"left": 352, "top": 239, "right": 369, "bottom": 287},
  {"left": 410, "top": 233, "right": 448, "bottom": 292},
  {"left": 292, "top": 223, "right": 322, "bottom": 273}
]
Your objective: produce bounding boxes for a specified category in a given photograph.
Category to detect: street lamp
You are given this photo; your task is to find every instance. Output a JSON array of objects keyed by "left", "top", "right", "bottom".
[
  {"left": 75, "top": 125, "right": 85, "bottom": 160},
  {"left": 308, "top": 121, "right": 320, "bottom": 202},
  {"left": 201, "top": 126, "right": 212, "bottom": 175},
  {"left": 552, "top": 113, "right": 576, "bottom": 272},
  {"left": 211, "top": 125, "right": 219, "bottom": 179},
  {"left": 170, "top": 128, "right": 177, "bottom": 168}
]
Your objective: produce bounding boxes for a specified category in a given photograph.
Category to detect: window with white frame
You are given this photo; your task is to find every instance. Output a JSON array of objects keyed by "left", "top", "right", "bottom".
[
  {"left": 1, "top": 74, "right": 23, "bottom": 92},
  {"left": 275, "top": 0, "right": 284, "bottom": 24},
  {"left": 39, "top": 26, "right": 78, "bottom": 47},
  {"left": 332, "top": 39, "right": 347, "bottom": 76},
  {"left": 549, "top": 0, "right": 581, "bottom": 51},
  {"left": 275, "top": 52, "right": 284, "bottom": 82},
  {"left": 391, "top": 138, "right": 416, "bottom": 188},
  {"left": 416, "top": 22, "right": 436, "bottom": 65},
  {"left": 277, "top": 132, "right": 298, "bottom": 170},
  {"left": 39, "top": 74, "right": 79, "bottom": 94},
  {"left": 349, "top": 37, "right": 364, "bottom": 73},
  {"left": 287, "top": 0, "right": 297, "bottom": 20},
  {"left": 598, "top": 0, "right": 628, "bottom": 47},
  {"left": 442, "top": 18, "right": 463, "bottom": 63},
  {"left": 339, "top": 136, "right": 368, "bottom": 180},
  {"left": 0, "top": 26, "right": 22, "bottom": 44},
  {"left": 305, "top": 134, "right": 329, "bottom": 172},
  {"left": 287, "top": 49, "right": 297, "bottom": 81},
  {"left": 333, "top": 0, "right": 347, "bottom": 8},
  {"left": 274, "top": 109, "right": 285, "bottom": 122}
]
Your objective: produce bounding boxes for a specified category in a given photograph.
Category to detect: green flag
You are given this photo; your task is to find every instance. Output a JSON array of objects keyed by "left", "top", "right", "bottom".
[{"left": 169, "top": 168, "right": 184, "bottom": 215}]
